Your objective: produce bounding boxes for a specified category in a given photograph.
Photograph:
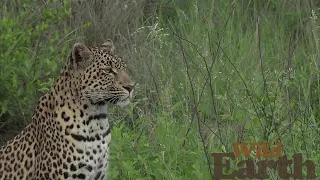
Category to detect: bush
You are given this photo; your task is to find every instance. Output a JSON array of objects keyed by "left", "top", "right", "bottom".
[{"left": 0, "top": 0, "right": 71, "bottom": 132}]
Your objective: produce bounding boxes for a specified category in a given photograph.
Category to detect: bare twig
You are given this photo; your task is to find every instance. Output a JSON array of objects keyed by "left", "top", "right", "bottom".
[{"left": 169, "top": 23, "right": 214, "bottom": 177}]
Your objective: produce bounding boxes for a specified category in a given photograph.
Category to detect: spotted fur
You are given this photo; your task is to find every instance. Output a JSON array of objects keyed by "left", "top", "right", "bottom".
[{"left": 0, "top": 40, "right": 134, "bottom": 180}]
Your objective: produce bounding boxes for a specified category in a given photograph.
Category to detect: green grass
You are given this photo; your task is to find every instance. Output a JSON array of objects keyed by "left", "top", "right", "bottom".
[{"left": 0, "top": 0, "right": 320, "bottom": 179}]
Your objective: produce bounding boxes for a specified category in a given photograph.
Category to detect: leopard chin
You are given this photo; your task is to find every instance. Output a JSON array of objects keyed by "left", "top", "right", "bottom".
[{"left": 116, "top": 97, "right": 131, "bottom": 107}]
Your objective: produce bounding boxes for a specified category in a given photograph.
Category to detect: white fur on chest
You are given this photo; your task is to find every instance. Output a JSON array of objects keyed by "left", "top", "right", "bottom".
[{"left": 62, "top": 103, "right": 111, "bottom": 178}]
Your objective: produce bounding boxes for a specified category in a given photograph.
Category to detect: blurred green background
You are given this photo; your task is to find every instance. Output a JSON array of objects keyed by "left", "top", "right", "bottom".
[{"left": 0, "top": 0, "right": 319, "bottom": 179}]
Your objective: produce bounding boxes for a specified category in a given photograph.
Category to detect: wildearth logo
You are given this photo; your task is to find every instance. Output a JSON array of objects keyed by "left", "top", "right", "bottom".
[{"left": 211, "top": 142, "right": 317, "bottom": 179}]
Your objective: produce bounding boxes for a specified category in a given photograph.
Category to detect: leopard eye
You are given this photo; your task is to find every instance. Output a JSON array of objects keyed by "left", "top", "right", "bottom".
[
  {"left": 100, "top": 68, "right": 111, "bottom": 75},
  {"left": 111, "top": 68, "right": 118, "bottom": 74}
]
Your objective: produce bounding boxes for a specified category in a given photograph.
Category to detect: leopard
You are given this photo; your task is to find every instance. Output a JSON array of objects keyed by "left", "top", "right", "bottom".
[{"left": 0, "top": 40, "right": 134, "bottom": 180}]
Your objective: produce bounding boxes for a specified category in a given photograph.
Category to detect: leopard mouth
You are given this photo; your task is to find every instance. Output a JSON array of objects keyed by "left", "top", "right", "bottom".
[{"left": 95, "top": 94, "right": 131, "bottom": 106}]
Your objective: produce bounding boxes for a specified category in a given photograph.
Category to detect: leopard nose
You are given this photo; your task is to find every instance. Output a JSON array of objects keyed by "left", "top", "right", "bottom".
[{"left": 123, "top": 84, "right": 134, "bottom": 93}]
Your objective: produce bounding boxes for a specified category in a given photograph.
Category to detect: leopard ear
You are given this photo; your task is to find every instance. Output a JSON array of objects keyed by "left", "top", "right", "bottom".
[
  {"left": 72, "top": 43, "right": 92, "bottom": 63},
  {"left": 101, "top": 39, "right": 115, "bottom": 53}
]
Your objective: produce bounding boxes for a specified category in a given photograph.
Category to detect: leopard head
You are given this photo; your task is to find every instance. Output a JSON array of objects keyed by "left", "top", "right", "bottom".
[{"left": 68, "top": 40, "right": 134, "bottom": 106}]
